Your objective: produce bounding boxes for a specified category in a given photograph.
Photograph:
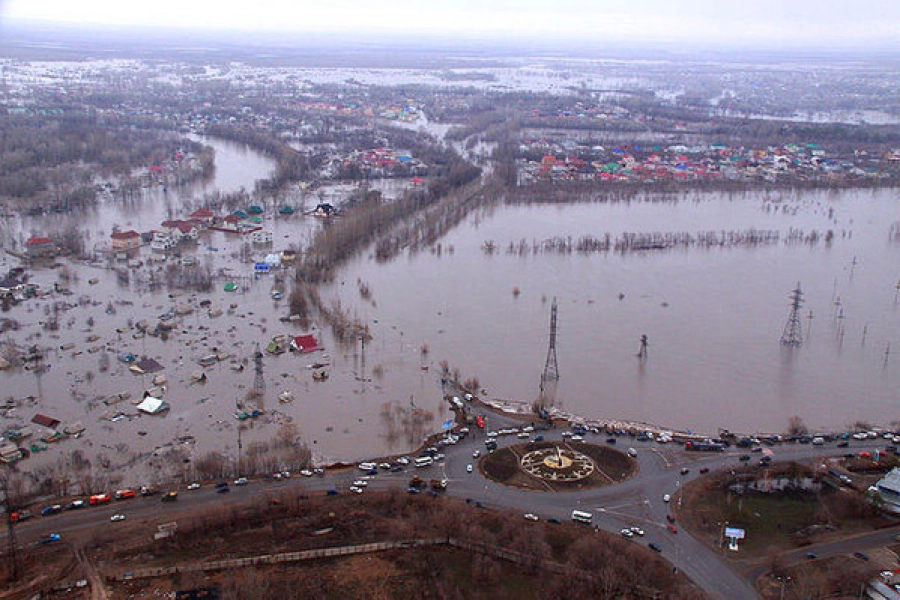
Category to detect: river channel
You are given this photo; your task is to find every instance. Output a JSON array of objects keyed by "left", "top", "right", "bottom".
[{"left": 1, "top": 137, "right": 898, "bottom": 488}]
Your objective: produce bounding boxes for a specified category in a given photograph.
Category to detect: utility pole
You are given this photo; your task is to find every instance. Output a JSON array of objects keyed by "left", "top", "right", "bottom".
[
  {"left": 542, "top": 297, "right": 560, "bottom": 382},
  {"left": 637, "top": 334, "right": 649, "bottom": 359},
  {"left": 253, "top": 342, "right": 264, "bottom": 394},
  {"left": 780, "top": 283, "right": 804, "bottom": 347}
]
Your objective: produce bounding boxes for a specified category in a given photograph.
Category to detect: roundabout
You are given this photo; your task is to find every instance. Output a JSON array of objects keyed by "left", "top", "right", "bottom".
[{"left": 480, "top": 440, "right": 638, "bottom": 491}]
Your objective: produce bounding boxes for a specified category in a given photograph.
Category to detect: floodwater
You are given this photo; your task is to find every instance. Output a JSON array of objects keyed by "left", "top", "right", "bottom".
[
  {"left": 3, "top": 137, "right": 899, "bottom": 489},
  {"left": 324, "top": 188, "right": 900, "bottom": 436}
]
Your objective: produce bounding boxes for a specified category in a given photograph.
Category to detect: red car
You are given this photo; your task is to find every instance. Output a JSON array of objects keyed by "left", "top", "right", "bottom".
[{"left": 667, "top": 524, "right": 678, "bottom": 534}]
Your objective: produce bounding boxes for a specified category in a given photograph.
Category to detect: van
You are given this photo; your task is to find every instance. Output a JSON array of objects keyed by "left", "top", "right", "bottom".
[
  {"left": 812, "top": 437, "right": 825, "bottom": 445},
  {"left": 358, "top": 462, "right": 377, "bottom": 471},
  {"left": 414, "top": 456, "right": 433, "bottom": 468}
]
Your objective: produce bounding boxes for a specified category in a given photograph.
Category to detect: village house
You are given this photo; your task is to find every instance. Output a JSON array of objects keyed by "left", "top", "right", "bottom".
[
  {"left": 160, "top": 220, "right": 199, "bottom": 241},
  {"left": 24, "top": 236, "right": 55, "bottom": 258},
  {"left": 110, "top": 230, "right": 141, "bottom": 251}
]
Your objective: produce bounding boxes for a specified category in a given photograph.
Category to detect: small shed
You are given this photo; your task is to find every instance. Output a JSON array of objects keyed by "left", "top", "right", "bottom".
[{"left": 291, "top": 334, "right": 320, "bottom": 353}]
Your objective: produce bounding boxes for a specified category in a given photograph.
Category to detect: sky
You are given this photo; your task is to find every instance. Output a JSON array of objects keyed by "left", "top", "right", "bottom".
[{"left": 1, "top": 0, "right": 899, "bottom": 50}]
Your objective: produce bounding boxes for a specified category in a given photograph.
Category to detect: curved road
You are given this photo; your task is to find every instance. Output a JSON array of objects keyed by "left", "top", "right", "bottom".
[{"left": 7, "top": 421, "right": 896, "bottom": 600}]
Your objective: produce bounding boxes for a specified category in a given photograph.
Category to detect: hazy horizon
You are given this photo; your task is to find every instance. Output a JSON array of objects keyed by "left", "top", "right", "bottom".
[{"left": 2, "top": 0, "right": 900, "bottom": 54}]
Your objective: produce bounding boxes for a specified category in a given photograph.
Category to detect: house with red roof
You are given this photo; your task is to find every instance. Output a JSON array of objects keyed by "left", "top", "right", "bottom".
[
  {"left": 111, "top": 230, "right": 141, "bottom": 251},
  {"left": 24, "top": 236, "right": 55, "bottom": 258},
  {"left": 290, "top": 334, "right": 320, "bottom": 353}
]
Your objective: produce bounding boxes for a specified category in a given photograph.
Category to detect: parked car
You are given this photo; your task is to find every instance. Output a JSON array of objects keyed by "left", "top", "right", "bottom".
[
  {"left": 648, "top": 542, "right": 662, "bottom": 553},
  {"left": 620, "top": 528, "right": 634, "bottom": 538},
  {"left": 110, "top": 513, "right": 126, "bottom": 522},
  {"left": 680, "top": 467, "right": 689, "bottom": 475},
  {"left": 161, "top": 491, "right": 178, "bottom": 502},
  {"left": 234, "top": 477, "right": 248, "bottom": 486},
  {"left": 523, "top": 513, "right": 539, "bottom": 521},
  {"left": 699, "top": 467, "right": 709, "bottom": 474},
  {"left": 667, "top": 524, "right": 678, "bottom": 534},
  {"left": 352, "top": 480, "right": 368, "bottom": 487},
  {"left": 39, "top": 533, "right": 61, "bottom": 544},
  {"left": 349, "top": 486, "right": 363, "bottom": 494},
  {"left": 187, "top": 483, "right": 201, "bottom": 490},
  {"left": 41, "top": 504, "right": 62, "bottom": 516},
  {"left": 217, "top": 486, "right": 230, "bottom": 494},
  {"left": 630, "top": 527, "right": 644, "bottom": 536},
  {"left": 663, "top": 494, "right": 671, "bottom": 503}
]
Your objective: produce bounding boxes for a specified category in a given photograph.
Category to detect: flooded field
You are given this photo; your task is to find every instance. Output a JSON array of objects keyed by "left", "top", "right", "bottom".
[{"left": 2, "top": 135, "right": 898, "bottom": 488}]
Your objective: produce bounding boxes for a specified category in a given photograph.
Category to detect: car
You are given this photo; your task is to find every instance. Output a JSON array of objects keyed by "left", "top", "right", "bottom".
[
  {"left": 570, "top": 435, "right": 584, "bottom": 442},
  {"left": 139, "top": 486, "right": 157, "bottom": 497},
  {"left": 680, "top": 467, "right": 689, "bottom": 475},
  {"left": 531, "top": 435, "right": 544, "bottom": 442},
  {"left": 187, "top": 483, "right": 201, "bottom": 490},
  {"left": 663, "top": 494, "right": 671, "bottom": 503},
  {"left": 161, "top": 491, "right": 178, "bottom": 502},
  {"left": 620, "top": 528, "right": 634, "bottom": 537},
  {"left": 524, "top": 513, "right": 539, "bottom": 521},
  {"left": 854, "top": 551, "right": 870, "bottom": 561},
  {"left": 284, "top": 470, "right": 295, "bottom": 478},
  {"left": 66, "top": 499, "right": 86, "bottom": 510},
  {"left": 353, "top": 480, "right": 368, "bottom": 487},
  {"left": 739, "top": 455, "right": 751, "bottom": 461},
  {"left": 666, "top": 514, "right": 676, "bottom": 523},
  {"left": 805, "top": 552, "right": 818, "bottom": 560},
  {"left": 699, "top": 467, "right": 709, "bottom": 474},
  {"left": 517, "top": 432, "right": 530, "bottom": 439},
  {"left": 217, "top": 486, "right": 230, "bottom": 494},
  {"left": 115, "top": 489, "right": 136, "bottom": 500},
  {"left": 407, "top": 487, "right": 420, "bottom": 494},
  {"left": 667, "top": 524, "right": 678, "bottom": 534},
  {"left": 349, "top": 486, "right": 363, "bottom": 494},
  {"left": 466, "top": 464, "right": 473, "bottom": 473},
  {"left": 837, "top": 441, "right": 849, "bottom": 448},
  {"left": 547, "top": 517, "right": 562, "bottom": 525},
  {"left": 110, "top": 513, "right": 126, "bottom": 522},
  {"left": 630, "top": 527, "right": 645, "bottom": 536},
  {"left": 215, "top": 481, "right": 229, "bottom": 489},
  {"left": 358, "top": 462, "right": 377, "bottom": 471},
  {"left": 379, "top": 462, "right": 392, "bottom": 470},
  {"left": 234, "top": 477, "right": 248, "bottom": 486},
  {"left": 396, "top": 457, "right": 410, "bottom": 465},
  {"left": 300, "top": 469, "right": 313, "bottom": 477},
  {"left": 39, "top": 533, "right": 61, "bottom": 544},
  {"left": 606, "top": 438, "right": 617, "bottom": 444},
  {"left": 648, "top": 542, "right": 662, "bottom": 553},
  {"left": 472, "top": 450, "right": 481, "bottom": 458},
  {"left": 390, "top": 465, "right": 403, "bottom": 472},
  {"left": 326, "top": 489, "right": 339, "bottom": 496},
  {"left": 751, "top": 446, "right": 763, "bottom": 453},
  {"left": 41, "top": 504, "right": 62, "bottom": 516},
  {"left": 11, "top": 510, "right": 32, "bottom": 522}
]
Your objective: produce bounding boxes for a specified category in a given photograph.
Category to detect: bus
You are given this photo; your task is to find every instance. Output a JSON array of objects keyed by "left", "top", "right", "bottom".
[
  {"left": 571, "top": 509, "right": 593, "bottom": 524},
  {"left": 414, "top": 456, "right": 434, "bottom": 468}
]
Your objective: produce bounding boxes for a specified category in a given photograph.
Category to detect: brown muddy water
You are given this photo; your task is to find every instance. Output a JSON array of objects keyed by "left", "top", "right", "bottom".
[{"left": 1, "top": 138, "right": 898, "bottom": 489}]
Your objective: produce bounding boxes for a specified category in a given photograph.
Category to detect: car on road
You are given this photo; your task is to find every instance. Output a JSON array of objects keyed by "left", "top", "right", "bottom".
[
  {"left": 358, "top": 462, "right": 377, "bottom": 471},
  {"left": 187, "top": 483, "right": 201, "bottom": 490},
  {"left": 349, "top": 486, "right": 363, "bottom": 494},
  {"left": 524, "top": 513, "right": 539, "bottom": 521},
  {"left": 396, "top": 457, "right": 410, "bottom": 465},
  {"left": 667, "top": 524, "right": 678, "bottom": 534},
  {"left": 300, "top": 469, "right": 313, "bottom": 477},
  {"left": 326, "top": 489, "right": 339, "bottom": 496},
  {"left": 115, "top": 489, "right": 136, "bottom": 500},
  {"left": 466, "top": 464, "right": 473, "bottom": 473},
  {"left": 630, "top": 527, "right": 644, "bottom": 536},
  {"left": 666, "top": 514, "right": 676, "bottom": 523},
  {"left": 472, "top": 450, "right": 481, "bottom": 458},
  {"left": 110, "top": 513, "right": 126, "bottom": 522},
  {"left": 41, "top": 504, "right": 62, "bottom": 516},
  {"left": 739, "top": 455, "right": 751, "bottom": 461},
  {"left": 680, "top": 467, "right": 689, "bottom": 475},
  {"left": 663, "top": 494, "right": 671, "bottom": 503},
  {"left": 837, "top": 441, "right": 849, "bottom": 448},
  {"left": 217, "top": 486, "right": 230, "bottom": 494},
  {"left": 606, "top": 438, "right": 617, "bottom": 444},
  {"left": 215, "top": 481, "right": 229, "bottom": 489},
  {"left": 66, "top": 500, "right": 86, "bottom": 511},
  {"left": 854, "top": 551, "right": 869, "bottom": 561},
  {"left": 620, "top": 528, "right": 634, "bottom": 537},
  {"left": 234, "top": 477, "right": 249, "bottom": 486},
  {"left": 547, "top": 517, "right": 561, "bottom": 524},
  {"left": 390, "top": 465, "right": 403, "bottom": 472},
  {"left": 805, "top": 552, "right": 818, "bottom": 560},
  {"left": 648, "top": 542, "right": 662, "bottom": 553},
  {"left": 699, "top": 467, "right": 709, "bottom": 474},
  {"left": 161, "top": 491, "right": 178, "bottom": 502},
  {"left": 39, "top": 533, "right": 61, "bottom": 544},
  {"left": 352, "top": 480, "right": 368, "bottom": 487}
]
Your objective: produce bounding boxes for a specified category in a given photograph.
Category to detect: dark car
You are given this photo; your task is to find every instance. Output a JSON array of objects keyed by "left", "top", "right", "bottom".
[
  {"left": 738, "top": 455, "right": 751, "bottom": 461},
  {"left": 853, "top": 551, "right": 869, "bottom": 561},
  {"left": 547, "top": 517, "right": 562, "bottom": 524},
  {"left": 326, "top": 489, "right": 339, "bottom": 496},
  {"left": 649, "top": 542, "right": 662, "bottom": 553},
  {"left": 366, "top": 468, "right": 379, "bottom": 476},
  {"left": 680, "top": 467, "right": 689, "bottom": 475},
  {"left": 805, "top": 552, "right": 818, "bottom": 560},
  {"left": 699, "top": 467, "right": 710, "bottom": 474},
  {"left": 41, "top": 504, "right": 62, "bottom": 516},
  {"left": 390, "top": 465, "right": 403, "bottom": 472},
  {"left": 407, "top": 487, "right": 420, "bottom": 495},
  {"left": 666, "top": 514, "right": 676, "bottom": 523},
  {"left": 606, "top": 438, "right": 617, "bottom": 445},
  {"left": 215, "top": 481, "right": 229, "bottom": 489},
  {"left": 216, "top": 486, "right": 230, "bottom": 494}
]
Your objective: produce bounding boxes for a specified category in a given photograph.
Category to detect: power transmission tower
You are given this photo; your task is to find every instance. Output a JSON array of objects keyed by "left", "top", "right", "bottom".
[
  {"left": 780, "top": 282, "right": 804, "bottom": 347},
  {"left": 253, "top": 343, "right": 265, "bottom": 393},
  {"left": 542, "top": 297, "right": 560, "bottom": 382}
]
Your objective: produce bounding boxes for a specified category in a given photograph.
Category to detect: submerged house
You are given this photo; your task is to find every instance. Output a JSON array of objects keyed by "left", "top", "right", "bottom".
[
  {"left": 24, "top": 236, "right": 56, "bottom": 258},
  {"left": 291, "top": 334, "right": 320, "bottom": 353},
  {"left": 111, "top": 230, "right": 141, "bottom": 251}
]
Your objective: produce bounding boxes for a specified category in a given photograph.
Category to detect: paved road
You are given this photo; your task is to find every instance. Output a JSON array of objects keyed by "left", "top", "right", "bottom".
[{"left": 8, "top": 420, "right": 897, "bottom": 600}]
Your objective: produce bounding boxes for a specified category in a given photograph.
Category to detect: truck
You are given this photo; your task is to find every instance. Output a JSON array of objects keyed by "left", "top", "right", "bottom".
[{"left": 684, "top": 441, "right": 726, "bottom": 452}]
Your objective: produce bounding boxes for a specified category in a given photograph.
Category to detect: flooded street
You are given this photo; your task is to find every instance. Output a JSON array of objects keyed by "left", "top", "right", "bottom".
[{"left": 2, "top": 135, "right": 898, "bottom": 488}]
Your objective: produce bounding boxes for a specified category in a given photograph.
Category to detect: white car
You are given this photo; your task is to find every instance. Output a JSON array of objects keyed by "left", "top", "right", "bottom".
[
  {"left": 187, "top": 483, "right": 200, "bottom": 490},
  {"left": 663, "top": 494, "right": 671, "bottom": 503},
  {"left": 349, "top": 486, "right": 363, "bottom": 494},
  {"left": 300, "top": 469, "right": 313, "bottom": 477},
  {"left": 466, "top": 464, "right": 473, "bottom": 473},
  {"left": 472, "top": 450, "right": 481, "bottom": 458},
  {"left": 620, "top": 528, "right": 634, "bottom": 537},
  {"left": 352, "top": 480, "right": 368, "bottom": 487},
  {"left": 630, "top": 527, "right": 645, "bottom": 536},
  {"left": 523, "top": 513, "right": 539, "bottom": 521},
  {"left": 234, "top": 477, "right": 248, "bottom": 486},
  {"left": 396, "top": 457, "right": 410, "bottom": 465},
  {"left": 110, "top": 513, "right": 126, "bottom": 522},
  {"left": 358, "top": 462, "right": 377, "bottom": 471}
]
